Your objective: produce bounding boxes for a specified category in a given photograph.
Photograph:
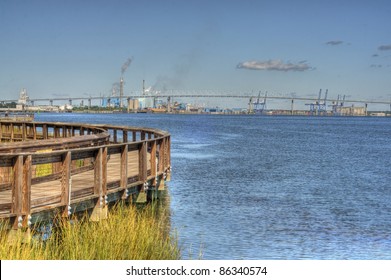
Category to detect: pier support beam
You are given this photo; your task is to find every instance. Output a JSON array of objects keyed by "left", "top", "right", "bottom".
[
  {"left": 8, "top": 155, "right": 32, "bottom": 243},
  {"left": 291, "top": 99, "right": 294, "bottom": 115},
  {"left": 136, "top": 142, "right": 148, "bottom": 203},
  {"left": 61, "top": 151, "right": 71, "bottom": 218},
  {"left": 90, "top": 147, "right": 108, "bottom": 221}
]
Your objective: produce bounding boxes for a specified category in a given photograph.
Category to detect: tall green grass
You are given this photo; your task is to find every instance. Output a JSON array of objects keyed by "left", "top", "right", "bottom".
[{"left": 0, "top": 203, "right": 180, "bottom": 260}]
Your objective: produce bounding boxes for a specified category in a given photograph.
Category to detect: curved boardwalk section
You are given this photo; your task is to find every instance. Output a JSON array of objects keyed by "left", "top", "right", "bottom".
[{"left": 0, "top": 120, "right": 171, "bottom": 231}]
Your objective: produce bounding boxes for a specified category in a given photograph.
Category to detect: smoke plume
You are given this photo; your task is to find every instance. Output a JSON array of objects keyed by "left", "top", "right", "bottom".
[{"left": 121, "top": 57, "right": 133, "bottom": 75}]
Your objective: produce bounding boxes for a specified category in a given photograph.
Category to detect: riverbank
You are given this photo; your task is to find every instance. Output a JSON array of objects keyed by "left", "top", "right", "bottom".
[{"left": 0, "top": 202, "right": 180, "bottom": 260}]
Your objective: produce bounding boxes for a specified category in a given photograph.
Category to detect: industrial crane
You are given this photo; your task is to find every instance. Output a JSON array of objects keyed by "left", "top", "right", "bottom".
[
  {"left": 253, "top": 91, "right": 267, "bottom": 114},
  {"left": 305, "top": 89, "right": 328, "bottom": 115}
]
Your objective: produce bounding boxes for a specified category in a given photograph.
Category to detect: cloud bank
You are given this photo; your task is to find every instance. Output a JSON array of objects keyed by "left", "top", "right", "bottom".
[
  {"left": 236, "top": 59, "right": 313, "bottom": 72},
  {"left": 378, "top": 44, "right": 391, "bottom": 51},
  {"left": 326, "top": 40, "right": 343, "bottom": 45}
]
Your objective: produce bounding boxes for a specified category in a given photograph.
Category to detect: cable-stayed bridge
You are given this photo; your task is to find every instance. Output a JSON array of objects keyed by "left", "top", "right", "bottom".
[{"left": 1, "top": 89, "right": 390, "bottom": 105}]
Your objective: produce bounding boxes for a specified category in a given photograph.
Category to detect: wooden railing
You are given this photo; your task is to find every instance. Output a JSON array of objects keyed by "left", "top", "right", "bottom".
[{"left": 0, "top": 121, "right": 171, "bottom": 229}]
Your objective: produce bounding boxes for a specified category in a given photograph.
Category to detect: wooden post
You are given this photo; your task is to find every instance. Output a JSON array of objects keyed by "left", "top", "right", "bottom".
[
  {"left": 150, "top": 140, "right": 157, "bottom": 186},
  {"left": 10, "top": 123, "right": 14, "bottom": 142},
  {"left": 113, "top": 129, "right": 117, "bottom": 143},
  {"left": 132, "top": 131, "right": 136, "bottom": 141},
  {"left": 22, "top": 155, "right": 32, "bottom": 226},
  {"left": 91, "top": 147, "right": 108, "bottom": 221},
  {"left": 61, "top": 151, "right": 71, "bottom": 217},
  {"left": 166, "top": 136, "right": 171, "bottom": 181},
  {"left": 150, "top": 140, "right": 158, "bottom": 200},
  {"left": 9, "top": 155, "right": 31, "bottom": 242},
  {"left": 123, "top": 130, "right": 128, "bottom": 143},
  {"left": 32, "top": 123, "right": 37, "bottom": 140},
  {"left": 102, "top": 146, "right": 107, "bottom": 196},
  {"left": 22, "top": 123, "right": 27, "bottom": 141},
  {"left": 137, "top": 142, "right": 147, "bottom": 203},
  {"left": 11, "top": 155, "right": 23, "bottom": 227},
  {"left": 291, "top": 99, "right": 294, "bottom": 115},
  {"left": 120, "top": 144, "right": 128, "bottom": 200},
  {"left": 54, "top": 126, "right": 59, "bottom": 138},
  {"left": 156, "top": 139, "right": 164, "bottom": 190},
  {"left": 43, "top": 124, "right": 48, "bottom": 139}
]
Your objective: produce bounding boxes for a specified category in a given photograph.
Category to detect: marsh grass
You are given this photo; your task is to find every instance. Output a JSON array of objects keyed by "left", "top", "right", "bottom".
[{"left": 0, "top": 202, "right": 180, "bottom": 260}]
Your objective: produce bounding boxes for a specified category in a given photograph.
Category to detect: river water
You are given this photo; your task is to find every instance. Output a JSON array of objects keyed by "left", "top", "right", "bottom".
[{"left": 36, "top": 113, "right": 391, "bottom": 259}]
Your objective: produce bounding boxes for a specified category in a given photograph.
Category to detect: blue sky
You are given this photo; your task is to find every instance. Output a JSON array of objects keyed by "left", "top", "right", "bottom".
[{"left": 1, "top": 0, "right": 391, "bottom": 108}]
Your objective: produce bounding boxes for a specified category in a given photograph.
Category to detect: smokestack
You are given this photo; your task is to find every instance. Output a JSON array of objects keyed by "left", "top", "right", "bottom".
[
  {"left": 143, "top": 79, "right": 145, "bottom": 96},
  {"left": 120, "top": 77, "right": 124, "bottom": 108}
]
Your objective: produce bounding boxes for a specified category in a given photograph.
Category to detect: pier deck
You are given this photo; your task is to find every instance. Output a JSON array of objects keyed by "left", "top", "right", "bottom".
[{"left": 0, "top": 120, "right": 171, "bottom": 229}]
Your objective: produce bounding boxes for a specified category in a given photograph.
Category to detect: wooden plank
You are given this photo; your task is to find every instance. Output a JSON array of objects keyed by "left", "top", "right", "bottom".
[
  {"left": 32, "top": 154, "right": 62, "bottom": 165},
  {"left": 31, "top": 195, "right": 62, "bottom": 208},
  {"left": 71, "top": 150, "right": 95, "bottom": 161}
]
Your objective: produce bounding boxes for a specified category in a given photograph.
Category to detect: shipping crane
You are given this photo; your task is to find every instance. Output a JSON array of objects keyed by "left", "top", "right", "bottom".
[
  {"left": 318, "top": 89, "right": 328, "bottom": 115},
  {"left": 253, "top": 91, "right": 267, "bottom": 114},
  {"left": 305, "top": 89, "right": 328, "bottom": 115},
  {"left": 329, "top": 94, "right": 345, "bottom": 115}
]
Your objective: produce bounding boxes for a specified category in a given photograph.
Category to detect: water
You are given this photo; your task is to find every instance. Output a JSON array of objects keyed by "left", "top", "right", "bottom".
[{"left": 35, "top": 113, "right": 391, "bottom": 259}]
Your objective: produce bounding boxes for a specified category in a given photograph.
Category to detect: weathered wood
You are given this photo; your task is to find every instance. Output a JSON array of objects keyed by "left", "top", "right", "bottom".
[
  {"left": 11, "top": 156, "right": 23, "bottom": 228},
  {"left": 10, "top": 123, "right": 14, "bottom": 142},
  {"left": 43, "top": 124, "right": 48, "bottom": 139},
  {"left": 166, "top": 136, "right": 171, "bottom": 181},
  {"left": 1, "top": 121, "right": 171, "bottom": 227},
  {"left": 61, "top": 151, "right": 71, "bottom": 217},
  {"left": 94, "top": 148, "right": 103, "bottom": 196},
  {"left": 112, "top": 129, "right": 117, "bottom": 143},
  {"left": 150, "top": 140, "right": 157, "bottom": 186},
  {"left": 120, "top": 144, "right": 128, "bottom": 189},
  {"left": 123, "top": 130, "right": 128, "bottom": 143},
  {"left": 22, "top": 155, "right": 32, "bottom": 226},
  {"left": 102, "top": 146, "right": 108, "bottom": 196},
  {"left": 138, "top": 142, "right": 147, "bottom": 182}
]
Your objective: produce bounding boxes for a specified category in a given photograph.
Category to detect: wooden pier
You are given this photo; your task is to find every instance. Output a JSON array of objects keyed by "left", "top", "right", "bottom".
[{"left": 0, "top": 120, "right": 171, "bottom": 232}]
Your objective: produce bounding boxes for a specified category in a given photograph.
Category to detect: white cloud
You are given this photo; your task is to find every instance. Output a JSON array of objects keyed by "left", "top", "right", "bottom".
[{"left": 236, "top": 59, "right": 313, "bottom": 72}]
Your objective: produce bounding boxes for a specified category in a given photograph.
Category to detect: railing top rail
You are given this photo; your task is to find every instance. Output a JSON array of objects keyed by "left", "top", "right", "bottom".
[{"left": 0, "top": 121, "right": 170, "bottom": 157}]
